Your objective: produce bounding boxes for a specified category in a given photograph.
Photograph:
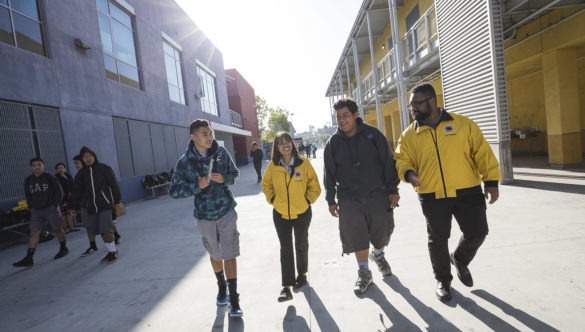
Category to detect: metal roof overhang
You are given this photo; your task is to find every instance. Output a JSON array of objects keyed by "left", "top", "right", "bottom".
[{"left": 325, "top": 0, "right": 585, "bottom": 98}]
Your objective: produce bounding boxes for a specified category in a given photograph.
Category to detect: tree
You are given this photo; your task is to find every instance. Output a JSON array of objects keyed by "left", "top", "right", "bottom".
[
  {"left": 256, "top": 95, "right": 291, "bottom": 142},
  {"left": 255, "top": 95, "right": 269, "bottom": 135}
]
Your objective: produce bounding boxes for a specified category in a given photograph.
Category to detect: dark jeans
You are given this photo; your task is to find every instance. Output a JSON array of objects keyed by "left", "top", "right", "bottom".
[
  {"left": 253, "top": 162, "right": 262, "bottom": 179},
  {"left": 421, "top": 194, "right": 488, "bottom": 283},
  {"left": 273, "top": 207, "right": 311, "bottom": 286}
]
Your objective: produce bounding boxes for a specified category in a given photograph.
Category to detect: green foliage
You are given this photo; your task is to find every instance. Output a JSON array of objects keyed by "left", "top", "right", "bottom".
[{"left": 256, "top": 96, "right": 291, "bottom": 143}]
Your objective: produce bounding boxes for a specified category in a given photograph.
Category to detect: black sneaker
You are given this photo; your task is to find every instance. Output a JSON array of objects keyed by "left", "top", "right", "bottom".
[
  {"left": 101, "top": 252, "right": 118, "bottom": 264},
  {"left": 54, "top": 247, "right": 69, "bottom": 260},
  {"left": 80, "top": 247, "right": 98, "bottom": 257},
  {"left": 229, "top": 294, "right": 243, "bottom": 318},
  {"left": 216, "top": 283, "right": 229, "bottom": 306},
  {"left": 13, "top": 256, "right": 33, "bottom": 268},
  {"left": 114, "top": 232, "right": 121, "bottom": 245},
  {"left": 278, "top": 287, "right": 293, "bottom": 302},
  {"left": 292, "top": 274, "right": 307, "bottom": 290},
  {"left": 353, "top": 269, "right": 373, "bottom": 294}
]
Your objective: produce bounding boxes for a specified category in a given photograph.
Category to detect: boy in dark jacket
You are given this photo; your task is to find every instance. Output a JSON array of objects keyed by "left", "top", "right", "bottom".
[
  {"left": 71, "top": 146, "right": 122, "bottom": 264},
  {"left": 169, "top": 119, "right": 243, "bottom": 318},
  {"left": 324, "top": 98, "right": 400, "bottom": 295},
  {"left": 13, "top": 158, "right": 68, "bottom": 267}
]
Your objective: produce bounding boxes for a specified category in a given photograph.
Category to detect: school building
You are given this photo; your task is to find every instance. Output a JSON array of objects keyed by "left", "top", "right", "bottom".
[
  {"left": 325, "top": 0, "right": 585, "bottom": 180},
  {"left": 0, "top": 0, "right": 257, "bottom": 210}
]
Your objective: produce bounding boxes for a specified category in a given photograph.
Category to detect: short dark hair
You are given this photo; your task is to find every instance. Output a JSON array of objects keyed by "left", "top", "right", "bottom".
[
  {"left": 333, "top": 98, "right": 358, "bottom": 114},
  {"left": 411, "top": 83, "right": 436, "bottom": 99},
  {"left": 271, "top": 131, "right": 300, "bottom": 164},
  {"left": 73, "top": 154, "right": 82, "bottom": 162},
  {"left": 55, "top": 162, "right": 66, "bottom": 169},
  {"left": 189, "top": 119, "right": 211, "bottom": 134},
  {"left": 30, "top": 157, "right": 43, "bottom": 165}
]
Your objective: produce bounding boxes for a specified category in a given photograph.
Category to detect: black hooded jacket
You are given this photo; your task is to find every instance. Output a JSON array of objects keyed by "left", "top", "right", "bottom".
[
  {"left": 323, "top": 117, "right": 399, "bottom": 206},
  {"left": 71, "top": 146, "right": 121, "bottom": 214}
]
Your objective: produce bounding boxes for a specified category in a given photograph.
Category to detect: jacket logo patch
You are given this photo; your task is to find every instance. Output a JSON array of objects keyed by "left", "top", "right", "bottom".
[
  {"left": 294, "top": 171, "right": 302, "bottom": 180},
  {"left": 443, "top": 124, "right": 455, "bottom": 134}
]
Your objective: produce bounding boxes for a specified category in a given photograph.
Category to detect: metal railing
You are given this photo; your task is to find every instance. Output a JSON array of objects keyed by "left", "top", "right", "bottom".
[
  {"left": 230, "top": 109, "right": 243, "bottom": 128},
  {"left": 358, "top": 4, "right": 438, "bottom": 103},
  {"left": 401, "top": 5, "right": 438, "bottom": 68}
]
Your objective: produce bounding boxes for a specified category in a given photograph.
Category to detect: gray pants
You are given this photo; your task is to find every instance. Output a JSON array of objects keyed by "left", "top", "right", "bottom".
[
  {"left": 30, "top": 206, "right": 62, "bottom": 233},
  {"left": 81, "top": 209, "right": 113, "bottom": 235}
]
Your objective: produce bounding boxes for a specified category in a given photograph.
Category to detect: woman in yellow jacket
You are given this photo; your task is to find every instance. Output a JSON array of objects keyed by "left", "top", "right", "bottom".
[{"left": 262, "top": 132, "right": 321, "bottom": 302}]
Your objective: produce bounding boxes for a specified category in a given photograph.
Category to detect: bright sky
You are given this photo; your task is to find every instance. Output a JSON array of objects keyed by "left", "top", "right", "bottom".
[{"left": 175, "top": 0, "right": 361, "bottom": 133}]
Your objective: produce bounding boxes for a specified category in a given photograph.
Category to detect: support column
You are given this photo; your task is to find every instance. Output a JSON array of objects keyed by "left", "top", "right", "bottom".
[
  {"left": 366, "top": 11, "right": 383, "bottom": 131},
  {"left": 542, "top": 48, "right": 582, "bottom": 166},
  {"left": 352, "top": 39, "right": 364, "bottom": 118}
]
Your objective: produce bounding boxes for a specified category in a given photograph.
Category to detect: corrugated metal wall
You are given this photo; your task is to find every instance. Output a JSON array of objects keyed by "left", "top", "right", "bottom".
[
  {"left": 435, "top": 0, "right": 510, "bottom": 143},
  {"left": 112, "top": 117, "right": 187, "bottom": 179}
]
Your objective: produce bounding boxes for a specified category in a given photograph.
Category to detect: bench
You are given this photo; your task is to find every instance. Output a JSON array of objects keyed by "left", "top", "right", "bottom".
[
  {"left": 145, "top": 182, "right": 170, "bottom": 199},
  {"left": 0, "top": 221, "right": 29, "bottom": 236}
]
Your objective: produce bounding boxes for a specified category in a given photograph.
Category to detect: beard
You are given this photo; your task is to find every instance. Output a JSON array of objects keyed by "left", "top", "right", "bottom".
[{"left": 413, "top": 108, "right": 431, "bottom": 122}]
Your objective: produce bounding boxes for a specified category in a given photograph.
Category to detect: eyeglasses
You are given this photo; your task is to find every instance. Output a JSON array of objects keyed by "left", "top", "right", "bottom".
[
  {"left": 336, "top": 113, "right": 354, "bottom": 121},
  {"left": 408, "top": 97, "right": 432, "bottom": 109}
]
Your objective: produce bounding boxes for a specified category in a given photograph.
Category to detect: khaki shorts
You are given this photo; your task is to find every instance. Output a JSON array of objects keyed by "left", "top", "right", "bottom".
[
  {"left": 30, "top": 206, "right": 62, "bottom": 233},
  {"left": 196, "top": 209, "right": 239, "bottom": 260}
]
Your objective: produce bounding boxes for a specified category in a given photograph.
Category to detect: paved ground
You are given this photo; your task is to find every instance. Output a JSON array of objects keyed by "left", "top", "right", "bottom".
[{"left": 0, "top": 153, "right": 584, "bottom": 331}]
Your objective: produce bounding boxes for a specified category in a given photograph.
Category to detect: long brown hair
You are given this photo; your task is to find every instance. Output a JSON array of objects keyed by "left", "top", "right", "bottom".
[{"left": 271, "top": 131, "right": 300, "bottom": 164}]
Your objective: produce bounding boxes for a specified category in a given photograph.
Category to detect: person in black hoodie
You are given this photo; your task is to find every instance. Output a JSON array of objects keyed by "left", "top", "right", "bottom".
[
  {"left": 13, "top": 158, "right": 68, "bottom": 268},
  {"left": 250, "top": 141, "right": 264, "bottom": 183},
  {"left": 323, "top": 98, "right": 400, "bottom": 295},
  {"left": 71, "top": 146, "right": 122, "bottom": 264}
]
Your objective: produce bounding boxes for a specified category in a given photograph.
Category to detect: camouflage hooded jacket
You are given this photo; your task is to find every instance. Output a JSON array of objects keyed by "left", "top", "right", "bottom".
[{"left": 169, "top": 140, "right": 239, "bottom": 221}]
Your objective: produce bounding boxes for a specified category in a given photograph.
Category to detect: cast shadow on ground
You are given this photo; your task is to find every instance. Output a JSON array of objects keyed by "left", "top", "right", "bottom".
[
  {"left": 452, "top": 288, "right": 523, "bottom": 331},
  {"left": 299, "top": 285, "right": 340, "bottom": 331},
  {"left": 384, "top": 276, "right": 460, "bottom": 331},
  {"left": 505, "top": 179, "right": 585, "bottom": 195},
  {"left": 471, "top": 289, "right": 560, "bottom": 332},
  {"left": 360, "top": 282, "right": 421, "bottom": 331},
  {"left": 283, "top": 305, "right": 310, "bottom": 331}
]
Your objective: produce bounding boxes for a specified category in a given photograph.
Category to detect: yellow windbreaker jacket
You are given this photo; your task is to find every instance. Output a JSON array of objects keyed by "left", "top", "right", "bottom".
[
  {"left": 261, "top": 156, "right": 321, "bottom": 219},
  {"left": 395, "top": 111, "right": 501, "bottom": 199}
]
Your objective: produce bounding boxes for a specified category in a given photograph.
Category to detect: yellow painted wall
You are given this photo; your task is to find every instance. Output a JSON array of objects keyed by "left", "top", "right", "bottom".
[
  {"left": 507, "top": 72, "right": 548, "bottom": 153},
  {"left": 579, "top": 56, "right": 585, "bottom": 151}
]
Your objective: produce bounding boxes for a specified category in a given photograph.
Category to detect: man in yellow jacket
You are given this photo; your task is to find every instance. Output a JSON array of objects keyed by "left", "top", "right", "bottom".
[{"left": 395, "top": 84, "right": 501, "bottom": 302}]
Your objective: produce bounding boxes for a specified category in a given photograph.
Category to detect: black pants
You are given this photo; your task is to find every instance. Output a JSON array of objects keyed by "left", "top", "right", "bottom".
[
  {"left": 421, "top": 194, "right": 488, "bottom": 283},
  {"left": 253, "top": 162, "right": 262, "bottom": 180},
  {"left": 273, "top": 207, "right": 311, "bottom": 286}
]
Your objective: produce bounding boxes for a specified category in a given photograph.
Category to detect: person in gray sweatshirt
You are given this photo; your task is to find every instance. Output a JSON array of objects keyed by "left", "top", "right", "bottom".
[
  {"left": 13, "top": 158, "right": 68, "bottom": 268},
  {"left": 323, "top": 98, "right": 400, "bottom": 295}
]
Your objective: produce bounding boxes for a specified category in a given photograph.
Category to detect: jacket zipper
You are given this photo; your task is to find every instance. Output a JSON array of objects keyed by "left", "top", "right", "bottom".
[
  {"left": 284, "top": 167, "right": 293, "bottom": 220},
  {"left": 89, "top": 167, "right": 98, "bottom": 211},
  {"left": 430, "top": 130, "right": 448, "bottom": 198}
]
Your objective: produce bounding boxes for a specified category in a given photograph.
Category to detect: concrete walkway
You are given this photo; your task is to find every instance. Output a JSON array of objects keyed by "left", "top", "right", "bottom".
[{"left": 0, "top": 153, "right": 584, "bottom": 331}]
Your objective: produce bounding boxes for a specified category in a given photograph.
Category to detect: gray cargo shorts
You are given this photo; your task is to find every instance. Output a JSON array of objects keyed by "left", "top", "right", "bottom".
[
  {"left": 196, "top": 209, "right": 240, "bottom": 260},
  {"left": 81, "top": 209, "right": 113, "bottom": 235},
  {"left": 30, "top": 206, "right": 62, "bottom": 233},
  {"left": 338, "top": 191, "right": 395, "bottom": 254}
]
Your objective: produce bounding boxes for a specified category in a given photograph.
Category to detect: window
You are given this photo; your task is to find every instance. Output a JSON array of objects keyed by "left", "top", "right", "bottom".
[
  {"left": 163, "top": 40, "right": 185, "bottom": 104},
  {"left": 197, "top": 65, "right": 218, "bottom": 116},
  {"left": 0, "top": 0, "right": 45, "bottom": 56},
  {"left": 96, "top": 0, "right": 140, "bottom": 88}
]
